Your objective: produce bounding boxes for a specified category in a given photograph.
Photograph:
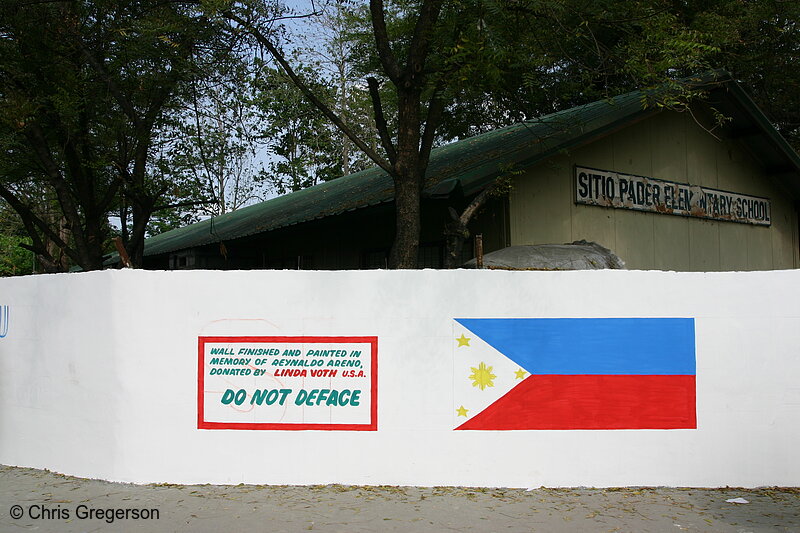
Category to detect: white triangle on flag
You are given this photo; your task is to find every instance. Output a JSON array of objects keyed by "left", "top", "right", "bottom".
[{"left": 452, "top": 321, "right": 527, "bottom": 428}]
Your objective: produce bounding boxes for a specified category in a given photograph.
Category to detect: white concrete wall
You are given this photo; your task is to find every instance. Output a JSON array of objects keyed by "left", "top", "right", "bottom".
[{"left": 1, "top": 269, "right": 799, "bottom": 487}]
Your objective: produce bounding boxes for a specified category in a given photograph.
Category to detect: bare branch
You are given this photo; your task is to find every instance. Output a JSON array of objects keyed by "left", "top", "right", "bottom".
[
  {"left": 419, "top": 80, "right": 446, "bottom": 166},
  {"left": 458, "top": 180, "right": 499, "bottom": 227},
  {"left": 226, "top": 11, "right": 395, "bottom": 175},
  {"left": 99, "top": 175, "right": 122, "bottom": 211},
  {"left": 369, "top": 0, "right": 402, "bottom": 83},
  {"left": 367, "top": 77, "right": 397, "bottom": 165},
  {"left": 0, "top": 181, "right": 83, "bottom": 267},
  {"left": 22, "top": 125, "right": 87, "bottom": 246},
  {"left": 153, "top": 199, "right": 216, "bottom": 212},
  {"left": 406, "top": 0, "right": 444, "bottom": 79},
  {"left": 80, "top": 47, "right": 141, "bottom": 128}
]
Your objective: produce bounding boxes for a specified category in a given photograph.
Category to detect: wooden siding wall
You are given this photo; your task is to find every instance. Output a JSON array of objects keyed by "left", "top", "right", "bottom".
[{"left": 509, "top": 110, "right": 799, "bottom": 271}]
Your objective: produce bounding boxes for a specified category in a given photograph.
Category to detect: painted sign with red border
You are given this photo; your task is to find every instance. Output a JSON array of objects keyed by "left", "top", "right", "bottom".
[{"left": 198, "top": 336, "right": 377, "bottom": 430}]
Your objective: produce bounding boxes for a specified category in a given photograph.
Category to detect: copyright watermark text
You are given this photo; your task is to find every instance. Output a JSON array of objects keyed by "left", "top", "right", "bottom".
[{"left": 9, "top": 504, "right": 159, "bottom": 523}]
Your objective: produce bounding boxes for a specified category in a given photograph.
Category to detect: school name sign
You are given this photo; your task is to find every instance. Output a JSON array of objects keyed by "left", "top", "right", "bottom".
[
  {"left": 198, "top": 336, "right": 377, "bottom": 431},
  {"left": 575, "top": 166, "right": 771, "bottom": 226}
]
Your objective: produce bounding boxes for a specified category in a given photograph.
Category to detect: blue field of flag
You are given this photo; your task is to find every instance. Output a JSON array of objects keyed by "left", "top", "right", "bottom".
[{"left": 455, "top": 318, "right": 695, "bottom": 376}]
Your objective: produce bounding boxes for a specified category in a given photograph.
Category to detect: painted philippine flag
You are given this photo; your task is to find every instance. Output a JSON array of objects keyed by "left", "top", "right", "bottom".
[{"left": 453, "top": 318, "right": 696, "bottom": 430}]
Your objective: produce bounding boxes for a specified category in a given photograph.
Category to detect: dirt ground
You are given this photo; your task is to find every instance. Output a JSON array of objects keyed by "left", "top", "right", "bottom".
[{"left": 1, "top": 465, "right": 798, "bottom": 532}]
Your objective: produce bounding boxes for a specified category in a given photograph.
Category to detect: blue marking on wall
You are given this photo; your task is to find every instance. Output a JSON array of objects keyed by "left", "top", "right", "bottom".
[{"left": 0, "top": 305, "right": 8, "bottom": 338}]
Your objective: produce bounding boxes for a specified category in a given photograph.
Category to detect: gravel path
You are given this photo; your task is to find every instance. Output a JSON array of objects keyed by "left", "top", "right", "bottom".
[{"left": 1, "top": 465, "right": 798, "bottom": 532}]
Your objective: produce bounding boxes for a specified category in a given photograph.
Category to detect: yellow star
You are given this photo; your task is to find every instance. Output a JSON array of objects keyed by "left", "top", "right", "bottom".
[
  {"left": 456, "top": 405, "right": 469, "bottom": 417},
  {"left": 514, "top": 368, "right": 528, "bottom": 380},
  {"left": 456, "top": 334, "right": 471, "bottom": 347}
]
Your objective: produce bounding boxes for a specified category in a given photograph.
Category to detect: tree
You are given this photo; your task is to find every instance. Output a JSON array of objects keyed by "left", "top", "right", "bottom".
[
  {"left": 253, "top": 64, "right": 342, "bottom": 193},
  {"left": 0, "top": 1, "right": 120, "bottom": 271},
  {"left": 294, "top": 1, "right": 377, "bottom": 176},
  {"left": 0, "top": 0, "right": 257, "bottom": 270},
  {"left": 168, "top": 76, "right": 268, "bottom": 216},
  {"left": 228, "top": 0, "right": 454, "bottom": 267},
  {"left": 250, "top": 7, "right": 378, "bottom": 193},
  {"left": 226, "top": 0, "right": 734, "bottom": 268},
  {"left": 0, "top": 201, "right": 34, "bottom": 276},
  {"left": 718, "top": 0, "right": 799, "bottom": 150}
]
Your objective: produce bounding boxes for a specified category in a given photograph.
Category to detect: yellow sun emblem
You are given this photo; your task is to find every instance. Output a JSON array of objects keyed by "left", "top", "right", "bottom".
[{"left": 469, "top": 362, "right": 496, "bottom": 390}]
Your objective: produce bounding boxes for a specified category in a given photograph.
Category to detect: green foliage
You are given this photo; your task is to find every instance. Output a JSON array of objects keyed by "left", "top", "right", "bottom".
[
  {"left": 722, "top": 0, "right": 800, "bottom": 149},
  {"left": 490, "top": 163, "right": 522, "bottom": 198},
  {"left": 0, "top": 234, "right": 33, "bottom": 277},
  {"left": 620, "top": 0, "right": 799, "bottom": 150},
  {"left": 272, "top": 0, "right": 763, "bottom": 267},
  {"left": 164, "top": 71, "right": 269, "bottom": 216},
  {"left": 0, "top": 0, "right": 257, "bottom": 269},
  {"left": 248, "top": 2, "right": 379, "bottom": 190},
  {"left": 336, "top": 0, "right": 758, "bottom": 141},
  {"left": 1, "top": 0, "right": 794, "bottom": 272},
  {"left": 0, "top": 204, "right": 33, "bottom": 276},
  {"left": 253, "top": 63, "right": 343, "bottom": 193}
]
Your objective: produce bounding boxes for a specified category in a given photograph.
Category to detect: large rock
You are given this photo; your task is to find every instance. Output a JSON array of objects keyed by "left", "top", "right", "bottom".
[{"left": 463, "top": 240, "right": 625, "bottom": 270}]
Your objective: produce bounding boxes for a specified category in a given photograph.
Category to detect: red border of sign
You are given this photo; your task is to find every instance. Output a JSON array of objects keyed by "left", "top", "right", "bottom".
[{"left": 197, "top": 336, "right": 378, "bottom": 431}]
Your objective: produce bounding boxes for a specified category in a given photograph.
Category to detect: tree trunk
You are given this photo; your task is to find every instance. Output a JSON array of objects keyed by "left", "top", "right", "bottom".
[
  {"left": 389, "top": 173, "right": 422, "bottom": 268},
  {"left": 389, "top": 91, "right": 424, "bottom": 269},
  {"left": 46, "top": 214, "right": 71, "bottom": 272},
  {"left": 444, "top": 212, "right": 469, "bottom": 269},
  {"left": 126, "top": 201, "right": 152, "bottom": 268},
  {"left": 443, "top": 180, "right": 507, "bottom": 268}
]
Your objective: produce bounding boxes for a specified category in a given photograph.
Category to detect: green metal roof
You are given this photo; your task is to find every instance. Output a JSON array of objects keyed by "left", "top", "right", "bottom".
[{"left": 142, "top": 72, "right": 800, "bottom": 257}]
